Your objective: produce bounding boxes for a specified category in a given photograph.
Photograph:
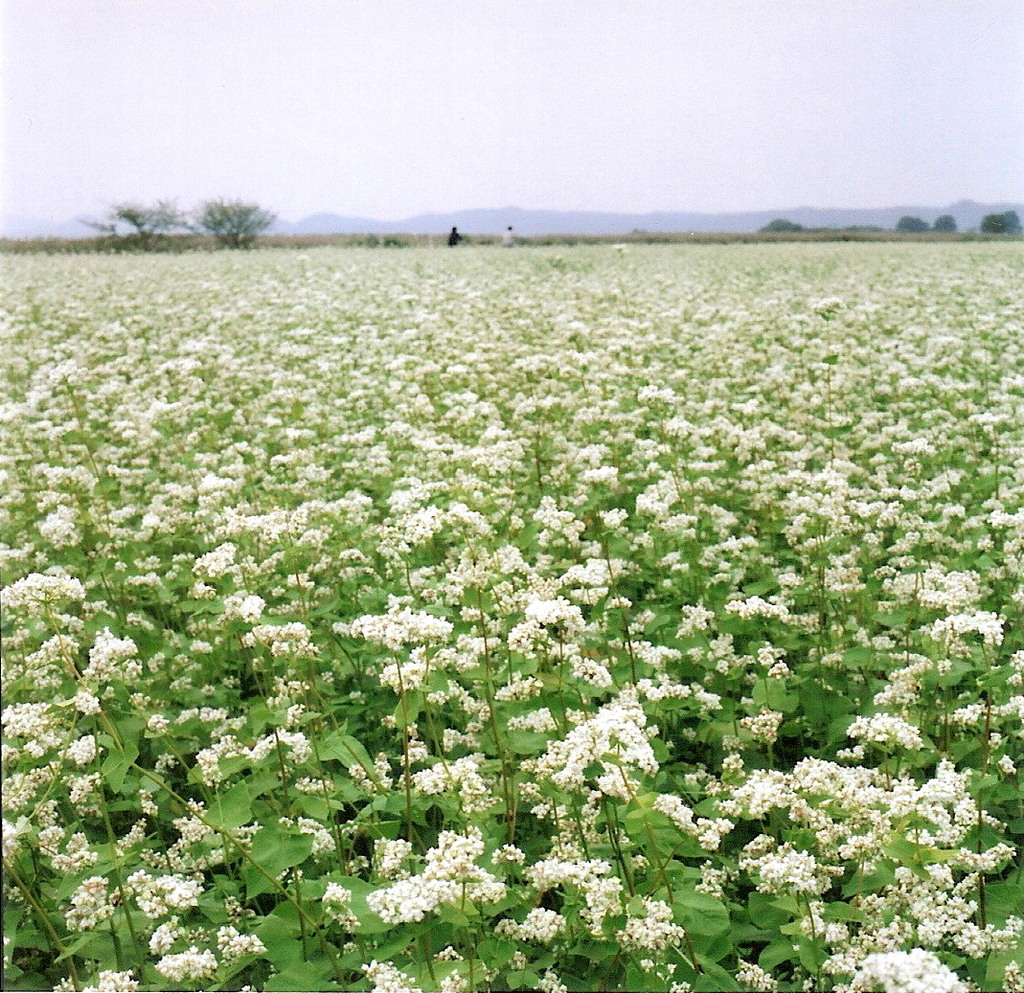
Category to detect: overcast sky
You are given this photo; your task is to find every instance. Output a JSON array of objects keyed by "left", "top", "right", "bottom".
[{"left": 2, "top": 0, "right": 1022, "bottom": 223}]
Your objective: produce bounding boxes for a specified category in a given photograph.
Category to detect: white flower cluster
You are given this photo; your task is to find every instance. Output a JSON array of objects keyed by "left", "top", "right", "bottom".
[
  {"left": 412, "top": 754, "right": 498, "bottom": 814},
  {"left": 363, "top": 960, "right": 424, "bottom": 993},
  {"left": 532, "top": 687, "right": 657, "bottom": 798},
  {"left": 928, "top": 610, "right": 1004, "bottom": 649},
  {"left": 126, "top": 870, "right": 203, "bottom": 918},
  {"left": 1, "top": 573, "right": 85, "bottom": 611},
  {"left": 373, "top": 838, "right": 414, "bottom": 880},
  {"left": 724, "top": 595, "right": 791, "bottom": 621},
  {"left": 653, "top": 793, "right": 734, "bottom": 851},
  {"left": 345, "top": 604, "right": 454, "bottom": 651},
  {"left": 154, "top": 946, "right": 218, "bottom": 982},
  {"left": 379, "top": 647, "right": 432, "bottom": 693},
  {"left": 242, "top": 621, "right": 318, "bottom": 658},
  {"left": 64, "top": 876, "right": 115, "bottom": 931},
  {"left": 366, "top": 827, "right": 505, "bottom": 923},
  {"left": 495, "top": 907, "right": 566, "bottom": 943},
  {"left": 736, "top": 958, "right": 778, "bottom": 991},
  {"left": 525, "top": 852, "right": 623, "bottom": 935},
  {"left": 494, "top": 672, "right": 544, "bottom": 701},
  {"left": 847, "top": 713, "right": 924, "bottom": 750},
  {"left": 740, "top": 709, "right": 784, "bottom": 745},
  {"left": 39, "top": 504, "right": 80, "bottom": 548},
  {"left": 192, "top": 542, "right": 237, "bottom": 580},
  {"left": 616, "top": 898, "right": 686, "bottom": 952},
  {"left": 740, "top": 837, "right": 842, "bottom": 896},
  {"left": 64, "top": 734, "right": 98, "bottom": 767},
  {"left": 323, "top": 882, "right": 359, "bottom": 927},
  {"left": 222, "top": 592, "right": 266, "bottom": 623},
  {"left": 78, "top": 971, "right": 140, "bottom": 992},
  {"left": 84, "top": 628, "right": 141, "bottom": 682},
  {"left": 507, "top": 707, "right": 558, "bottom": 732},
  {"left": 216, "top": 924, "right": 267, "bottom": 960},
  {"left": 849, "top": 949, "right": 966, "bottom": 993}
]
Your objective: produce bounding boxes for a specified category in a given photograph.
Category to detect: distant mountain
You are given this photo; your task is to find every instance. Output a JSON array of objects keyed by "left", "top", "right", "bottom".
[
  {"left": 273, "top": 212, "right": 394, "bottom": 235},
  {"left": 265, "top": 199, "right": 1024, "bottom": 236},
  {"left": 0, "top": 214, "right": 99, "bottom": 239},
  {"left": 4, "top": 199, "right": 1021, "bottom": 239}
]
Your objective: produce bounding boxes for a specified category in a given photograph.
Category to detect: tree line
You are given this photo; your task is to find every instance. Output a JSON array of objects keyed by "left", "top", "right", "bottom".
[
  {"left": 761, "top": 211, "right": 1022, "bottom": 235},
  {"left": 84, "top": 199, "right": 275, "bottom": 249}
]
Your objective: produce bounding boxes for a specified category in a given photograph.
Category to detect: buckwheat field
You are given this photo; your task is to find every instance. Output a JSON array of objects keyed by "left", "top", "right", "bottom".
[{"left": 3, "top": 242, "right": 1024, "bottom": 993}]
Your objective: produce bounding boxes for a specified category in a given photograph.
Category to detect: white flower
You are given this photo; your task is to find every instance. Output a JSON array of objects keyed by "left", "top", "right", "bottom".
[
  {"left": 495, "top": 907, "right": 566, "bottom": 943},
  {"left": 80, "top": 970, "right": 140, "bottom": 992},
  {"left": 1, "top": 573, "right": 85, "bottom": 611},
  {"left": 617, "top": 898, "right": 686, "bottom": 952},
  {"left": 155, "top": 946, "right": 218, "bottom": 982},
  {"left": 216, "top": 925, "right": 267, "bottom": 960},
  {"left": 65, "top": 735, "right": 97, "bottom": 767},
  {"left": 367, "top": 827, "right": 505, "bottom": 924},
  {"left": 363, "top": 960, "right": 424, "bottom": 993},
  {"left": 84, "top": 628, "right": 141, "bottom": 682},
  {"left": 850, "top": 949, "right": 966, "bottom": 993},
  {"left": 39, "top": 505, "right": 79, "bottom": 547},
  {"left": 847, "top": 713, "right": 924, "bottom": 750}
]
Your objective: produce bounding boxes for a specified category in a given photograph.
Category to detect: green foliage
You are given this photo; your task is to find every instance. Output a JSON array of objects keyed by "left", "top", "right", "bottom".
[
  {"left": 895, "top": 215, "right": 930, "bottom": 233},
  {"left": 83, "top": 199, "right": 189, "bottom": 250},
  {"left": 760, "top": 218, "right": 804, "bottom": 233},
  {"left": 2, "top": 243, "right": 1023, "bottom": 991},
  {"left": 980, "top": 210, "right": 1022, "bottom": 235},
  {"left": 195, "top": 198, "right": 276, "bottom": 248}
]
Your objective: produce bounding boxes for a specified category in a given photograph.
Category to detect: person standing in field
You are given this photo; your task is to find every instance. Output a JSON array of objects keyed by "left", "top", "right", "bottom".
[
  {"left": 448, "top": 226, "right": 463, "bottom": 247},
  {"left": 502, "top": 225, "right": 515, "bottom": 247}
]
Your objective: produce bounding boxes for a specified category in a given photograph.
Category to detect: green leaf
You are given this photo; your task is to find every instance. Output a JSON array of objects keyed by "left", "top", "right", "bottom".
[
  {"left": 245, "top": 829, "right": 314, "bottom": 897},
  {"left": 264, "top": 961, "right": 336, "bottom": 991},
  {"left": 798, "top": 936, "right": 827, "bottom": 974},
  {"left": 208, "top": 781, "right": 252, "bottom": 830},
  {"left": 319, "top": 731, "right": 374, "bottom": 772},
  {"left": 437, "top": 903, "right": 472, "bottom": 927},
  {"left": 507, "top": 729, "right": 552, "bottom": 754},
  {"left": 882, "top": 836, "right": 918, "bottom": 863},
  {"left": 394, "top": 690, "right": 424, "bottom": 730},
  {"left": 823, "top": 901, "right": 866, "bottom": 922},
  {"left": 752, "top": 680, "right": 799, "bottom": 713},
  {"left": 986, "top": 882, "right": 1024, "bottom": 926},
  {"left": 843, "top": 646, "right": 873, "bottom": 666},
  {"left": 100, "top": 741, "right": 139, "bottom": 793},
  {"left": 674, "top": 892, "right": 730, "bottom": 936},
  {"left": 57, "top": 929, "right": 115, "bottom": 963},
  {"left": 747, "top": 891, "right": 790, "bottom": 928},
  {"left": 874, "top": 609, "right": 910, "bottom": 628},
  {"left": 251, "top": 828, "right": 315, "bottom": 875}
]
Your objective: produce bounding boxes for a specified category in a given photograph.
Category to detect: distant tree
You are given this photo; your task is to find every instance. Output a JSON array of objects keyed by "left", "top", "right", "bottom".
[
  {"left": 760, "top": 218, "right": 804, "bottom": 233},
  {"left": 195, "top": 199, "right": 276, "bottom": 248},
  {"left": 980, "top": 210, "right": 1022, "bottom": 235},
  {"left": 895, "top": 215, "right": 929, "bottom": 233},
  {"left": 84, "top": 200, "right": 187, "bottom": 249},
  {"left": 932, "top": 214, "right": 957, "bottom": 233}
]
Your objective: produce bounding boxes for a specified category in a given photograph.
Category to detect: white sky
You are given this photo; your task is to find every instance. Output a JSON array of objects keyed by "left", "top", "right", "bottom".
[{"left": 2, "top": 0, "right": 1022, "bottom": 223}]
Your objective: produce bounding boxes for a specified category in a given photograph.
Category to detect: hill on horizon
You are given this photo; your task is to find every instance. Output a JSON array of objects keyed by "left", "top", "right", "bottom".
[{"left": 2, "top": 199, "right": 1021, "bottom": 240}]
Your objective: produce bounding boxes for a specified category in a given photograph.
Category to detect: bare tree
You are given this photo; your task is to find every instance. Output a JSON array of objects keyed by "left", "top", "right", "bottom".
[
  {"left": 83, "top": 200, "right": 187, "bottom": 249},
  {"left": 195, "top": 199, "right": 276, "bottom": 248}
]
